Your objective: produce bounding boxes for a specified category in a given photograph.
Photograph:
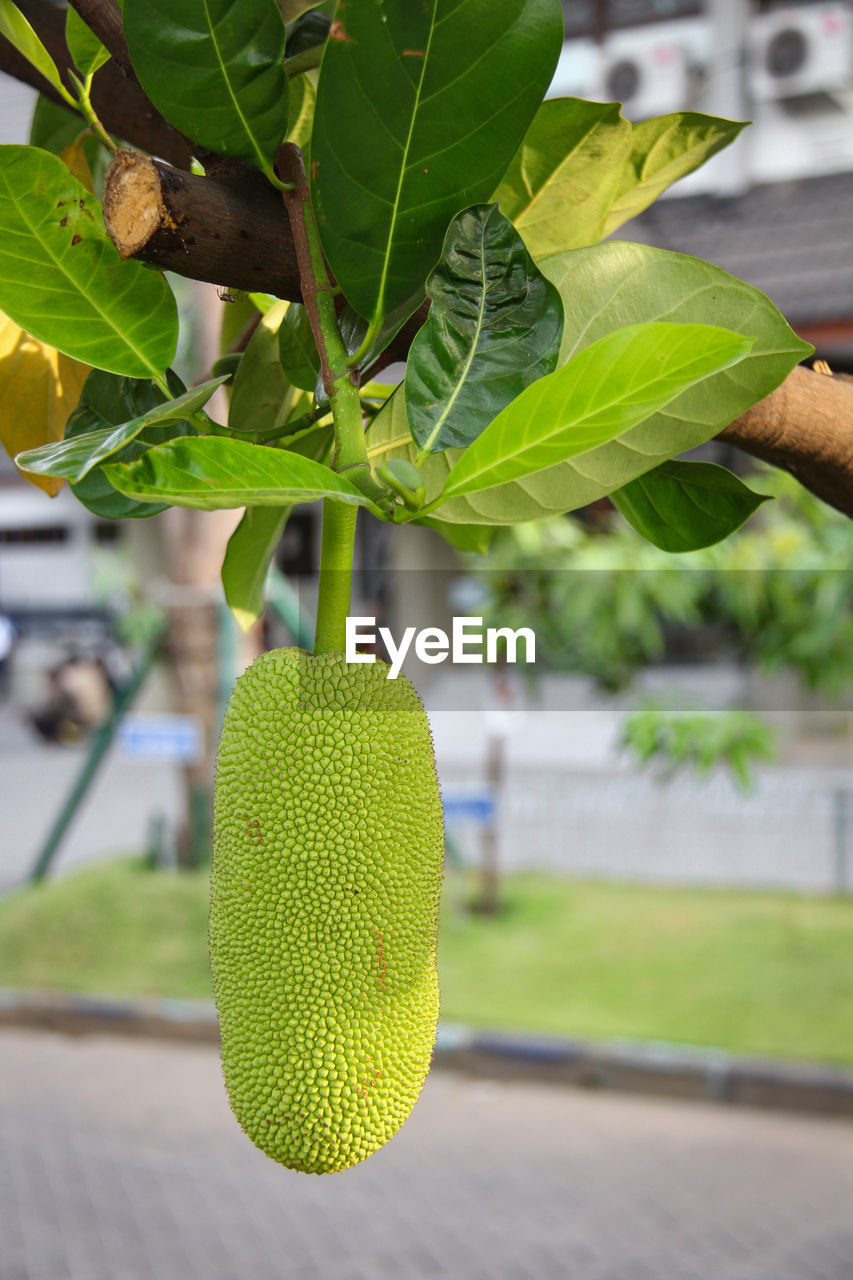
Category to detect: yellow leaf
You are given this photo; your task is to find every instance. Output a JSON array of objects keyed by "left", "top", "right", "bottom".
[
  {"left": 0, "top": 311, "right": 91, "bottom": 496},
  {"left": 59, "top": 135, "right": 95, "bottom": 193}
]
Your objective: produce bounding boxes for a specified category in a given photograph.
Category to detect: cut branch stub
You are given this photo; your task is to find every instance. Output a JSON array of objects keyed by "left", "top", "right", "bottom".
[{"left": 102, "top": 149, "right": 301, "bottom": 300}]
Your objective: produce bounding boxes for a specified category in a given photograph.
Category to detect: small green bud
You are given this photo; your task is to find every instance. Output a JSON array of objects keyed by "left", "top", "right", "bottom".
[{"left": 376, "top": 459, "right": 426, "bottom": 512}]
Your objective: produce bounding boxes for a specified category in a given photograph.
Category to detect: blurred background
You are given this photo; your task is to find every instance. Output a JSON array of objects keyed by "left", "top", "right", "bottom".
[{"left": 1, "top": 2, "right": 853, "bottom": 1278}]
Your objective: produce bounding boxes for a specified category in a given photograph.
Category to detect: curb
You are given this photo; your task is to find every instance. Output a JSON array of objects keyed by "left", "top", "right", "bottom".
[{"left": 2, "top": 988, "right": 852, "bottom": 1120}]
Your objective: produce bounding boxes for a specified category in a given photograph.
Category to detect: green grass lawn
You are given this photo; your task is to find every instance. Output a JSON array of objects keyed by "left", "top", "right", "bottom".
[{"left": 1, "top": 859, "right": 851, "bottom": 1067}]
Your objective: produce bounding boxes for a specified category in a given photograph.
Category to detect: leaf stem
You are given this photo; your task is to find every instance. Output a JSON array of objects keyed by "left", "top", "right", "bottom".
[
  {"left": 347, "top": 317, "right": 383, "bottom": 370},
  {"left": 276, "top": 142, "right": 390, "bottom": 654},
  {"left": 69, "top": 70, "right": 117, "bottom": 155},
  {"left": 278, "top": 145, "right": 376, "bottom": 484},
  {"left": 257, "top": 408, "right": 331, "bottom": 446},
  {"left": 313, "top": 501, "right": 357, "bottom": 654}
]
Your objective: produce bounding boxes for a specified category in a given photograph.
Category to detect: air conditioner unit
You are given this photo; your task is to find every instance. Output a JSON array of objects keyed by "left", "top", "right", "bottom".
[
  {"left": 751, "top": 4, "right": 853, "bottom": 99},
  {"left": 596, "top": 40, "right": 690, "bottom": 118}
]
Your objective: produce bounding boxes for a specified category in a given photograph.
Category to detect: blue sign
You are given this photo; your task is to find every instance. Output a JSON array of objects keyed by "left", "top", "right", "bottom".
[
  {"left": 119, "top": 715, "right": 203, "bottom": 763},
  {"left": 443, "top": 794, "right": 496, "bottom": 825}
]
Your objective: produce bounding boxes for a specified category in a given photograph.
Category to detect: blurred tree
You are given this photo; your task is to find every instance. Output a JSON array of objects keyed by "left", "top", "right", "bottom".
[{"left": 476, "top": 467, "right": 853, "bottom": 698}]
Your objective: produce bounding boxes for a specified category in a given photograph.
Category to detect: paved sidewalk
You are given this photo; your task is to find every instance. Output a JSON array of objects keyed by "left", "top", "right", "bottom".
[{"left": 2, "top": 1030, "right": 853, "bottom": 1280}]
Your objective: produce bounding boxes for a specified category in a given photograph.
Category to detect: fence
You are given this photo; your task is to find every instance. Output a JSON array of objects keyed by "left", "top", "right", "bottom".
[{"left": 441, "top": 764, "right": 853, "bottom": 895}]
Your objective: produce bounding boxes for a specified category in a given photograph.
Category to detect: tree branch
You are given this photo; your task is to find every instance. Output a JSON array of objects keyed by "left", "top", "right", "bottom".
[
  {"left": 100, "top": 148, "right": 427, "bottom": 340},
  {"left": 720, "top": 366, "right": 853, "bottom": 517},
  {"left": 102, "top": 150, "right": 301, "bottom": 298}
]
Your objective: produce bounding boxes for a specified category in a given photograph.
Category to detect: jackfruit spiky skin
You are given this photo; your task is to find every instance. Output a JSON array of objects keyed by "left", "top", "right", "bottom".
[{"left": 210, "top": 648, "right": 444, "bottom": 1175}]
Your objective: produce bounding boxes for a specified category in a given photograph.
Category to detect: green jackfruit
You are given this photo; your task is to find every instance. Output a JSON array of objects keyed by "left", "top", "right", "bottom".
[{"left": 210, "top": 648, "right": 444, "bottom": 1174}]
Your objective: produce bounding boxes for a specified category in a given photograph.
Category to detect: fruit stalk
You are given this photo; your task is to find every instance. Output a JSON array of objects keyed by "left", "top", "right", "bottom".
[
  {"left": 277, "top": 142, "right": 388, "bottom": 654},
  {"left": 313, "top": 500, "right": 357, "bottom": 655}
]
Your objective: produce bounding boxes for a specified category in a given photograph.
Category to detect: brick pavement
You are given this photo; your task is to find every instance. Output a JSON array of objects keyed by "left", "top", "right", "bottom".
[{"left": 1, "top": 1031, "right": 853, "bottom": 1279}]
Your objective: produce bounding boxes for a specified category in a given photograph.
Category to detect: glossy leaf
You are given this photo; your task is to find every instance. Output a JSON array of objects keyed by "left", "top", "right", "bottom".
[
  {"left": 0, "top": 146, "right": 178, "bottom": 377},
  {"left": 0, "top": 1, "right": 68, "bottom": 98},
  {"left": 603, "top": 114, "right": 747, "bottom": 239},
  {"left": 277, "top": 303, "right": 320, "bottom": 392},
  {"left": 0, "top": 310, "right": 89, "bottom": 496},
  {"left": 439, "top": 323, "right": 753, "bottom": 499},
  {"left": 103, "top": 436, "right": 380, "bottom": 511},
  {"left": 123, "top": 0, "right": 289, "bottom": 177},
  {"left": 228, "top": 301, "right": 301, "bottom": 433},
  {"left": 65, "top": 6, "right": 110, "bottom": 76},
  {"left": 495, "top": 98, "right": 632, "bottom": 256},
  {"left": 16, "top": 375, "right": 226, "bottom": 480},
  {"left": 67, "top": 370, "right": 195, "bottom": 519},
  {"left": 405, "top": 203, "right": 563, "bottom": 455},
  {"left": 611, "top": 460, "right": 771, "bottom": 552},
  {"left": 365, "top": 238, "right": 809, "bottom": 526},
  {"left": 311, "top": 0, "right": 563, "bottom": 328},
  {"left": 222, "top": 506, "right": 290, "bottom": 632},
  {"left": 412, "top": 242, "right": 806, "bottom": 526}
]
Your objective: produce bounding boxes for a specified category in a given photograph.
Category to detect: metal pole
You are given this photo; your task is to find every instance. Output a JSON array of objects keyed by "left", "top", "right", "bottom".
[
  {"left": 833, "top": 787, "right": 852, "bottom": 895},
  {"left": 27, "top": 629, "right": 165, "bottom": 884}
]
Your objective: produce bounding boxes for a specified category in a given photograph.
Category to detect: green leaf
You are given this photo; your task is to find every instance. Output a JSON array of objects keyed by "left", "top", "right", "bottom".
[
  {"left": 311, "top": 0, "right": 563, "bottom": 329},
  {"left": 103, "top": 436, "right": 380, "bottom": 510},
  {"left": 229, "top": 301, "right": 301, "bottom": 433},
  {"left": 285, "top": 68, "right": 315, "bottom": 156},
  {"left": 218, "top": 291, "right": 257, "bottom": 353},
  {"left": 15, "top": 375, "right": 226, "bottom": 480},
  {"left": 495, "top": 98, "right": 632, "bottom": 256},
  {"left": 222, "top": 506, "right": 290, "bottom": 631},
  {"left": 0, "top": 0, "right": 69, "bottom": 99},
  {"left": 603, "top": 114, "right": 748, "bottom": 239},
  {"left": 405, "top": 203, "right": 563, "bottom": 455},
  {"left": 278, "top": 0, "right": 319, "bottom": 20},
  {"left": 123, "top": 0, "right": 290, "bottom": 178},
  {"left": 495, "top": 103, "right": 746, "bottom": 257},
  {"left": 277, "top": 303, "right": 320, "bottom": 392},
  {"left": 416, "top": 516, "right": 495, "bottom": 555},
  {"left": 0, "top": 146, "right": 178, "bottom": 377},
  {"left": 67, "top": 370, "right": 197, "bottom": 519},
  {"left": 611, "top": 460, "right": 771, "bottom": 552},
  {"left": 29, "top": 94, "right": 84, "bottom": 154},
  {"left": 338, "top": 294, "right": 422, "bottom": 375},
  {"left": 366, "top": 243, "right": 811, "bottom": 525},
  {"left": 439, "top": 323, "right": 753, "bottom": 500},
  {"left": 65, "top": 6, "right": 110, "bottom": 77},
  {"left": 29, "top": 95, "right": 108, "bottom": 194}
]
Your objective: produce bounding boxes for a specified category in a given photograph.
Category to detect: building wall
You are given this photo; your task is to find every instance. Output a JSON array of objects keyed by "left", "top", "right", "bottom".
[{"left": 554, "top": 1, "right": 853, "bottom": 187}]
